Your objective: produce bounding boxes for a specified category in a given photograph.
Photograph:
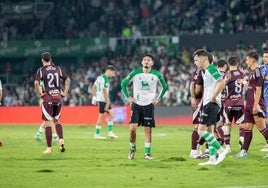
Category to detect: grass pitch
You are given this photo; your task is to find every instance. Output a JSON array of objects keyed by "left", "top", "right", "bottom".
[{"left": 0, "top": 125, "right": 268, "bottom": 188}]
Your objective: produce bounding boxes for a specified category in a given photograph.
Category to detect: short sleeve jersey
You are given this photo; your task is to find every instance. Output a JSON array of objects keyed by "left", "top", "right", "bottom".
[
  {"left": 121, "top": 67, "right": 168, "bottom": 106},
  {"left": 94, "top": 74, "right": 110, "bottom": 102},
  {"left": 224, "top": 70, "right": 245, "bottom": 106},
  {"left": 35, "top": 65, "right": 68, "bottom": 103},
  {"left": 191, "top": 68, "right": 203, "bottom": 100},
  {"left": 202, "top": 64, "right": 222, "bottom": 106},
  {"left": 246, "top": 67, "right": 265, "bottom": 109}
]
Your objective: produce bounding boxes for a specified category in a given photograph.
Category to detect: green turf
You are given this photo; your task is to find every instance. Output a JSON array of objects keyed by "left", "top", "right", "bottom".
[{"left": 0, "top": 125, "right": 267, "bottom": 188}]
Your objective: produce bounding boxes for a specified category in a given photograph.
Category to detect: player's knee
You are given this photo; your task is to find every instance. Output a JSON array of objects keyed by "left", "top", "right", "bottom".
[
  {"left": 130, "top": 124, "right": 138, "bottom": 131},
  {"left": 198, "top": 130, "right": 206, "bottom": 137}
]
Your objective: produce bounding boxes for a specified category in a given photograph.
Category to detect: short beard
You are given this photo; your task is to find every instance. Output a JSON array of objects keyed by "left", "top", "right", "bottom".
[{"left": 144, "top": 65, "right": 149, "bottom": 69}]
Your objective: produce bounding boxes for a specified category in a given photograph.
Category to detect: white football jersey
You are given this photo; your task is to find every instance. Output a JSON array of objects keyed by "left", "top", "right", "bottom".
[
  {"left": 94, "top": 74, "right": 110, "bottom": 102},
  {"left": 202, "top": 64, "right": 223, "bottom": 106},
  {"left": 121, "top": 67, "right": 168, "bottom": 106}
]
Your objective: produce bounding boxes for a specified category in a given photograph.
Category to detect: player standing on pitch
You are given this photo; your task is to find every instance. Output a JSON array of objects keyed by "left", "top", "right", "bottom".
[
  {"left": 91, "top": 65, "right": 118, "bottom": 139},
  {"left": 260, "top": 50, "right": 268, "bottom": 153},
  {"left": 260, "top": 50, "right": 268, "bottom": 130},
  {"left": 235, "top": 51, "right": 268, "bottom": 158},
  {"left": 221, "top": 56, "right": 246, "bottom": 153},
  {"left": 121, "top": 53, "right": 168, "bottom": 160},
  {"left": 189, "top": 67, "right": 205, "bottom": 158},
  {"left": 193, "top": 49, "right": 228, "bottom": 165},
  {"left": 34, "top": 52, "right": 70, "bottom": 154}
]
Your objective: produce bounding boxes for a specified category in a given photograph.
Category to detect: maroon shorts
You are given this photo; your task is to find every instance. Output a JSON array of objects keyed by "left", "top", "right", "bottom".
[
  {"left": 244, "top": 107, "right": 265, "bottom": 124},
  {"left": 41, "top": 102, "right": 62, "bottom": 121},
  {"left": 223, "top": 105, "right": 244, "bottom": 124}
]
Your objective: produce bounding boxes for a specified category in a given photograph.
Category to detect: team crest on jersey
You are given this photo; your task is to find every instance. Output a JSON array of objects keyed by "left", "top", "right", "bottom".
[
  {"left": 233, "top": 71, "right": 240, "bottom": 76},
  {"left": 140, "top": 81, "right": 150, "bottom": 90}
]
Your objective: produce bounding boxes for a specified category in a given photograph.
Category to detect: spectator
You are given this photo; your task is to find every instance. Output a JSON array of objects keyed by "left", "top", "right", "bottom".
[
  {"left": 0, "top": 37, "right": 266, "bottom": 107},
  {"left": 1, "top": 1, "right": 267, "bottom": 40}
]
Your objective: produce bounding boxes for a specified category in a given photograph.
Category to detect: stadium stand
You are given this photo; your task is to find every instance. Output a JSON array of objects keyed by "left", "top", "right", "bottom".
[
  {"left": 0, "top": 0, "right": 267, "bottom": 106},
  {"left": 1, "top": 0, "right": 268, "bottom": 40}
]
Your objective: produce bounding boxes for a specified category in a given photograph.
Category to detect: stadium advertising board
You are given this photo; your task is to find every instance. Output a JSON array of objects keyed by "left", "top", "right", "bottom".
[{"left": 0, "top": 38, "right": 108, "bottom": 57}]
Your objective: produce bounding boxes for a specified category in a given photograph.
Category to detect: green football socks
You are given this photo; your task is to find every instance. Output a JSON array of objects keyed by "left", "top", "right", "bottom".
[
  {"left": 35, "top": 127, "right": 45, "bottom": 137},
  {"left": 145, "top": 142, "right": 151, "bottom": 154},
  {"left": 95, "top": 125, "right": 101, "bottom": 135},
  {"left": 202, "top": 132, "right": 221, "bottom": 150},
  {"left": 130, "top": 142, "right": 136, "bottom": 150},
  {"left": 107, "top": 121, "right": 113, "bottom": 132}
]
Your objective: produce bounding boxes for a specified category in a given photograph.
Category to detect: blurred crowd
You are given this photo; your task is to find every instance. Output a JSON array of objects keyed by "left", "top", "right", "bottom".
[
  {"left": 1, "top": 39, "right": 268, "bottom": 107},
  {"left": 0, "top": 0, "right": 267, "bottom": 106},
  {"left": 0, "top": 0, "right": 267, "bottom": 41}
]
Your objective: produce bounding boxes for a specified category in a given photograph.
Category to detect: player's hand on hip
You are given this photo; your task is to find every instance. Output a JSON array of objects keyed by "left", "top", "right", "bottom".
[
  {"left": 128, "top": 97, "right": 136, "bottom": 104},
  {"left": 210, "top": 97, "right": 216, "bottom": 103},
  {"left": 152, "top": 98, "right": 159, "bottom": 105}
]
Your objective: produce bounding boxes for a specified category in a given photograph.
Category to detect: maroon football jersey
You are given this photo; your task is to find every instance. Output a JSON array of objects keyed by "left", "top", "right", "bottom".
[
  {"left": 191, "top": 68, "right": 204, "bottom": 124},
  {"left": 246, "top": 67, "right": 265, "bottom": 110},
  {"left": 224, "top": 70, "right": 245, "bottom": 106},
  {"left": 191, "top": 68, "right": 203, "bottom": 100},
  {"left": 35, "top": 65, "right": 68, "bottom": 103}
]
